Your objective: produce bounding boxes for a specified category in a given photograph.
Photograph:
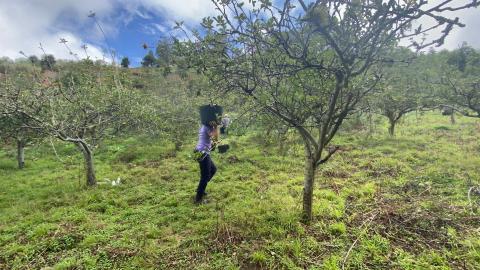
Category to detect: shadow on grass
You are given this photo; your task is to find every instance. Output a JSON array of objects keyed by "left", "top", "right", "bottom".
[{"left": 0, "top": 160, "right": 18, "bottom": 171}]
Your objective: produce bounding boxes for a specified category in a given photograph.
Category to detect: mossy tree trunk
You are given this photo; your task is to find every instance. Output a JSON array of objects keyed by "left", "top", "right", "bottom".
[
  {"left": 74, "top": 140, "right": 96, "bottom": 186},
  {"left": 450, "top": 113, "right": 456, "bottom": 125},
  {"left": 388, "top": 117, "right": 396, "bottom": 137},
  {"left": 174, "top": 139, "right": 182, "bottom": 152},
  {"left": 302, "top": 155, "right": 317, "bottom": 222},
  {"left": 17, "top": 139, "right": 25, "bottom": 169}
]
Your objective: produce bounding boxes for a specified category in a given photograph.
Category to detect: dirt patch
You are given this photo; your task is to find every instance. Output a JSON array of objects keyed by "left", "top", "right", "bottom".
[
  {"left": 227, "top": 155, "right": 240, "bottom": 163},
  {"left": 322, "top": 169, "right": 351, "bottom": 179},
  {"left": 348, "top": 194, "right": 480, "bottom": 256},
  {"left": 105, "top": 247, "right": 138, "bottom": 259}
]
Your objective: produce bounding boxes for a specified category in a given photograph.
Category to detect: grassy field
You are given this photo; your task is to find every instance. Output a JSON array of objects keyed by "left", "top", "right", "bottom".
[{"left": 1, "top": 113, "right": 479, "bottom": 269}]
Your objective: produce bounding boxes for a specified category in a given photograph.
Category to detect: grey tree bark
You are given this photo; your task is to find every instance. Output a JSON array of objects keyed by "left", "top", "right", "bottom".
[
  {"left": 17, "top": 139, "right": 25, "bottom": 169},
  {"left": 302, "top": 154, "right": 317, "bottom": 223},
  {"left": 77, "top": 141, "right": 96, "bottom": 186},
  {"left": 450, "top": 113, "right": 456, "bottom": 125},
  {"left": 174, "top": 140, "right": 182, "bottom": 152},
  {"left": 388, "top": 118, "right": 396, "bottom": 137}
]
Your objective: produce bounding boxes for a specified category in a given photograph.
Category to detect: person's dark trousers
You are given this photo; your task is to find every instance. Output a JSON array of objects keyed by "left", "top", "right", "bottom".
[
  {"left": 220, "top": 127, "right": 228, "bottom": 135},
  {"left": 196, "top": 154, "right": 217, "bottom": 202}
]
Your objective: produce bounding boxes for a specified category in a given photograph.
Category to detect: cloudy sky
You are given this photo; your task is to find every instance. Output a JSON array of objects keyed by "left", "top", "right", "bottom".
[{"left": 0, "top": 0, "right": 478, "bottom": 66}]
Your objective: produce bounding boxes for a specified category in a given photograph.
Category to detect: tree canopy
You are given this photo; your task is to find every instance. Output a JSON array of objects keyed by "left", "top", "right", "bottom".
[
  {"left": 1, "top": 61, "right": 153, "bottom": 185},
  {"left": 142, "top": 50, "right": 156, "bottom": 67},
  {"left": 443, "top": 44, "right": 480, "bottom": 117},
  {"left": 176, "top": 0, "right": 480, "bottom": 221},
  {"left": 121, "top": 57, "right": 130, "bottom": 68}
]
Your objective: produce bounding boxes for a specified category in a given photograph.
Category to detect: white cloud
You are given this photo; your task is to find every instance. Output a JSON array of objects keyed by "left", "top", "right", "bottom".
[
  {"left": 0, "top": 0, "right": 114, "bottom": 60},
  {"left": 1, "top": 0, "right": 476, "bottom": 62},
  {"left": 50, "top": 32, "right": 107, "bottom": 61},
  {"left": 152, "top": 23, "right": 168, "bottom": 33},
  {"left": 135, "top": 0, "right": 216, "bottom": 23},
  {"left": 0, "top": 0, "right": 218, "bottom": 61},
  {"left": 135, "top": 10, "right": 153, "bottom": 20}
]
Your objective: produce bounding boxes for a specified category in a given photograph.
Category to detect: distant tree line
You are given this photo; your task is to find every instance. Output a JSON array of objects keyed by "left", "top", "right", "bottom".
[{"left": 139, "top": 39, "right": 180, "bottom": 77}]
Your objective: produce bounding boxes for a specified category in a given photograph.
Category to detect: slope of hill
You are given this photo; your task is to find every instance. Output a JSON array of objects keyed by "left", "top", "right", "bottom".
[{"left": 1, "top": 113, "right": 479, "bottom": 269}]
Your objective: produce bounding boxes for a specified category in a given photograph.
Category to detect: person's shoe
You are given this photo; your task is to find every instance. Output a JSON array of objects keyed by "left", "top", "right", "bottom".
[
  {"left": 194, "top": 193, "right": 204, "bottom": 204},
  {"left": 194, "top": 198, "right": 208, "bottom": 205}
]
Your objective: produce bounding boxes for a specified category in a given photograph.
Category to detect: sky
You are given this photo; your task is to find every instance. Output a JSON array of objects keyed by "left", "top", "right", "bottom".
[{"left": 0, "top": 0, "right": 479, "bottom": 67}]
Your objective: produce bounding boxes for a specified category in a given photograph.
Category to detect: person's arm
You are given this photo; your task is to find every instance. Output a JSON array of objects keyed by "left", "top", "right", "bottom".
[
  {"left": 209, "top": 126, "right": 219, "bottom": 140},
  {"left": 208, "top": 126, "right": 220, "bottom": 150}
]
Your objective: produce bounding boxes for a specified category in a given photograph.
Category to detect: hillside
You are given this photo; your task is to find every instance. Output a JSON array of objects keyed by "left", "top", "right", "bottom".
[{"left": 1, "top": 113, "right": 479, "bottom": 269}]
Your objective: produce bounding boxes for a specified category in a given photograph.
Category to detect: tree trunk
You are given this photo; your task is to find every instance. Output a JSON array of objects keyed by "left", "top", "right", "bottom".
[
  {"left": 388, "top": 118, "right": 396, "bottom": 137},
  {"left": 450, "top": 113, "right": 456, "bottom": 125},
  {"left": 17, "top": 139, "right": 25, "bottom": 169},
  {"left": 367, "top": 112, "right": 374, "bottom": 137},
  {"left": 302, "top": 156, "right": 316, "bottom": 223},
  {"left": 77, "top": 142, "right": 96, "bottom": 186},
  {"left": 174, "top": 140, "right": 182, "bottom": 152}
]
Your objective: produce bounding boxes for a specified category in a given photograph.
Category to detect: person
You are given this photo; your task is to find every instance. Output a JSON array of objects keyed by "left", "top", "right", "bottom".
[
  {"left": 194, "top": 121, "right": 219, "bottom": 204},
  {"left": 220, "top": 114, "right": 231, "bottom": 135}
]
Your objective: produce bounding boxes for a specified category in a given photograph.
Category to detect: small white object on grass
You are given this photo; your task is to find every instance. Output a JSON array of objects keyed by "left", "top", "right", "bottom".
[{"left": 111, "top": 177, "right": 121, "bottom": 186}]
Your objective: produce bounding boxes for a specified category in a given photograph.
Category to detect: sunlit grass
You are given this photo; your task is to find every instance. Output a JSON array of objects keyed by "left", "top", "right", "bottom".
[{"left": 1, "top": 112, "right": 479, "bottom": 269}]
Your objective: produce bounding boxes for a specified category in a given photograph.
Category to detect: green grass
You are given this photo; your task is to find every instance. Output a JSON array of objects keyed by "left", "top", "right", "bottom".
[{"left": 1, "top": 113, "right": 480, "bottom": 269}]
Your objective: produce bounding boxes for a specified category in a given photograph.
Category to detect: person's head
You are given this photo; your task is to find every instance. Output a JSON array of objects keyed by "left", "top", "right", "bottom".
[{"left": 208, "top": 120, "right": 219, "bottom": 128}]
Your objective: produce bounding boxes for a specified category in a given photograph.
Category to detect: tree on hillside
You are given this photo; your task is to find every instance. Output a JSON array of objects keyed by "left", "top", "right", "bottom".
[
  {"left": 0, "top": 114, "right": 42, "bottom": 169},
  {"left": 134, "top": 66, "right": 200, "bottom": 151},
  {"left": 121, "top": 57, "right": 130, "bottom": 68},
  {"left": 0, "top": 58, "right": 12, "bottom": 74},
  {"left": 177, "top": 0, "right": 479, "bottom": 221},
  {"left": 156, "top": 39, "right": 174, "bottom": 76},
  {"left": 372, "top": 49, "right": 435, "bottom": 136},
  {"left": 142, "top": 50, "right": 156, "bottom": 67},
  {"left": 28, "top": 55, "right": 39, "bottom": 65},
  {"left": 443, "top": 44, "right": 480, "bottom": 117},
  {"left": 0, "top": 63, "right": 44, "bottom": 169},
  {"left": 155, "top": 90, "right": 198, "bottom": 151},
  {"left": 40, "top": 54, "right": 56, "bottom": 71},
  {"left": 2, "top": 61, "right": 152, "bottom": 185}
]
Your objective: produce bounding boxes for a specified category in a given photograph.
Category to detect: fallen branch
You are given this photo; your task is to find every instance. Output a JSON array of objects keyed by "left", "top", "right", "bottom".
[
  {"left": 49, "top": 137, "right": 64, "bottom": 163},
  {"left": 342, "top": 212, "right": 378, "bottom": 270},
  {"left": 468, "top": 186, "right": 480, "bottom": 214}
]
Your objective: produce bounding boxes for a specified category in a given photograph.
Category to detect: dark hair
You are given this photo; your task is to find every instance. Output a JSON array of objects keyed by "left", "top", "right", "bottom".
[
  {"left": 200, "top": 105, "right": 223, "bottom": 125},
  {"left": 207, "top": 120, "right": 219, "bottom": 128}
]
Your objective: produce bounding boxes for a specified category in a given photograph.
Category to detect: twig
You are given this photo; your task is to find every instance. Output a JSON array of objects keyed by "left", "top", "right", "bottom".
[
  {"left": 418, "top": 186, "right": 431, "bottom": 197},
  {"left": 88, "top": 11, "right": 115, "bottom": 65},
  {"left": 468, "top": 186, "right": 479, "bottom": 214},
  {"left": 342, "top": 212, "right": 378, "bottom": 270},
  {"left": 342, "top": 238, "right": 359, "bottom": 270},
  {"left": 49, "top": 137, "right": 63, "bottom": 162}
]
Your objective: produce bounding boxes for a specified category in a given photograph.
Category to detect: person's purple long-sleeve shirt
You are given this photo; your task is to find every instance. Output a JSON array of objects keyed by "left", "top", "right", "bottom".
[{"left": 195, "top": 125, "right": 214, "bottom": 152}]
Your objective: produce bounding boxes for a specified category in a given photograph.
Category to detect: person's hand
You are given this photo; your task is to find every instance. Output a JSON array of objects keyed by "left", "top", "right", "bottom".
[
  {"left": 210, "top": 140, "right": 219, "bottom": 151},
  {"left": 209, "top": 126, "right": 220, "bottom": 140}
]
